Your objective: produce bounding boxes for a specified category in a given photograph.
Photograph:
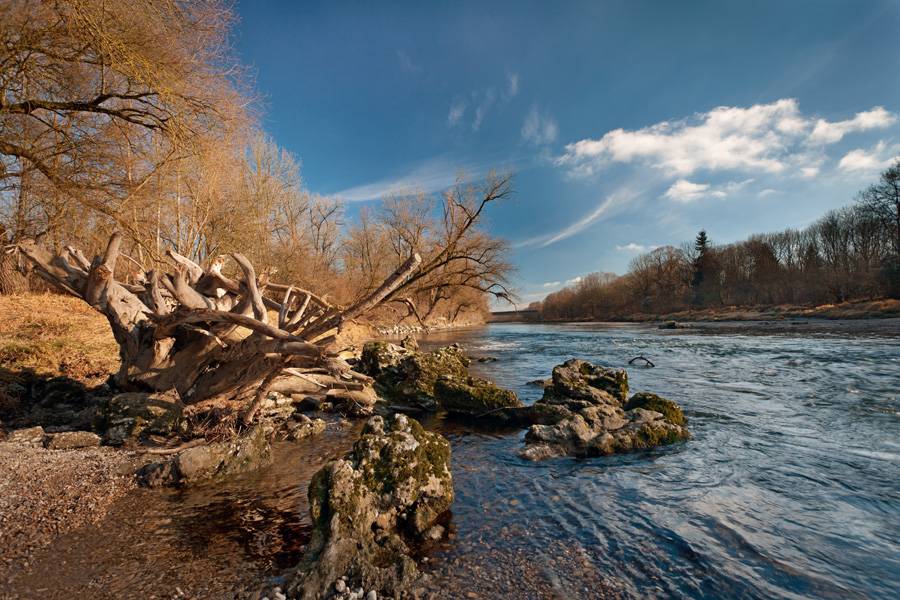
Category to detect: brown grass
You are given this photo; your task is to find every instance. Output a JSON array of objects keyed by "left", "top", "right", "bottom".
[
  {"left": 622, "top": 298, "right": 900, "bottom": 323},
  {"left": 0, "top": 293, "right": 119, "bottom": 411}
]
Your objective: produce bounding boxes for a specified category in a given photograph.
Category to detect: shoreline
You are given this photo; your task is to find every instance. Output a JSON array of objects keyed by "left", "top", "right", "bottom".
[{"left": 488, "top": 316, "right": 900, "bottom": 336}]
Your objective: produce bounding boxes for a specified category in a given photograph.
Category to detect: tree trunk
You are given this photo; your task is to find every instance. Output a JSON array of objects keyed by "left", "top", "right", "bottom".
[{"left": 9, "top": 233, "right": 421, "bottom": 421}]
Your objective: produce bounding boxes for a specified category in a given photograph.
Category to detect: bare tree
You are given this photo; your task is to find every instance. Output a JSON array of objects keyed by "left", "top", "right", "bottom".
[{"left": 0, "top": 0, "right": 253, "bottom": 245}]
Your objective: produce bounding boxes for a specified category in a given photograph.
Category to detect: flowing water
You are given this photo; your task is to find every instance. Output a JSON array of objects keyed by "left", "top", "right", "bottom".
[{"left": 7, "top": 322, "right": 900, "bottom": 600}]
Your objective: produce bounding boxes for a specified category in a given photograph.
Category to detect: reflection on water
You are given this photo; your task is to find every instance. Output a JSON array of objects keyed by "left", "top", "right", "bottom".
[{"left": 9, "top": 323, "right": 900, "bottom": 600}]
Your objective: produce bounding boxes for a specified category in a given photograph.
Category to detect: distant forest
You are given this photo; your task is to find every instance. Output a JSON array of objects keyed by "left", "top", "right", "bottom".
[{"left": 534, "top": 161, "right": 900, "bottom": 321}]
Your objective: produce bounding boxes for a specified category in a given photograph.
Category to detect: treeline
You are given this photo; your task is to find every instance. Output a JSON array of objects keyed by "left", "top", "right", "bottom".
[
  {"left": 0, "top": 0, "right": 512, "bottom": 327},
  {"left": 537, "top": 161, "right": 900, "bottom": 321}
]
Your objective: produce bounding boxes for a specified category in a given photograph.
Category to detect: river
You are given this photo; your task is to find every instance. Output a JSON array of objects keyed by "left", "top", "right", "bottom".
[{"left": 8, "top": 322, "right": 900, "bottom": 600}]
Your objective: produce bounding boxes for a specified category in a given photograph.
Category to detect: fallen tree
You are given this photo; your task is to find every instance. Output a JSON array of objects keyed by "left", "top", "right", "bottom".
[{"left": 8, "top": 232, "right": 421, "bottom": 423}]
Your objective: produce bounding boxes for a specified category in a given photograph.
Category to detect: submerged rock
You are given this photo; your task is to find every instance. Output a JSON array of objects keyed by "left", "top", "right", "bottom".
[
  {"left": 433, "top": 376, "right": 523, "bottom": 416},
  {"left": 136, "top": 426, "right": 272, "bottom": 486},
  {"left": 92, "top": 391, "right": 183, "bottom": 445},
  {"left": 517, "top": 359, "right": 689, "bottom": 460},
  {"left": 287, "top": 414, "right": 453, "bottom": 600}
]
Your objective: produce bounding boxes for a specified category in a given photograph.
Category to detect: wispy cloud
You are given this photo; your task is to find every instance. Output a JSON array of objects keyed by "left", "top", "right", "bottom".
[
  {"left": 336, "top": 157, "right": 469, "bottom": 202},
  {"left": 522, "top": 104, "right": 558, "bottom": 146},
  {"left": 448, "top": 98, "right": 466, "bottom": 126},
  {"left": 472, "top": 89, "right": 496, "bottom": 132},
  {"left": 557, "top": 99, "right": 898, "bottom": 178},
  {"left": 396, "top": 49, "right": 421, "bottom": 74},
  {"left": 507, "top": 72, "right": 519, "bottom": 98},
  {"left": 515, "top": 197, "right": 615, "bottom": 248},
  {"left": 542, "top": 281, "right": 561, "bottom": 288},
  {"left": 448, "top": 72, "right": 519, "bottom": 132}
]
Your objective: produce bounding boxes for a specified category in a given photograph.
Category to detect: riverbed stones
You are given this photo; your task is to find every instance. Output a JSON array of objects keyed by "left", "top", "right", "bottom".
[
  {"left": 287, "top": 416, "right": 327, "bottom": 440},
  {"left": 517, "top": 359, "right": 689, "bottom": 460},
  {"left": 6, "top": 426, "right": 46, "bottom": 446},
  {"left": 92, "top": 391, "right": 183, "bottom": 444},
  {"left": 286, "top": 414, "right": 453, "bottom": 600},
  {"left": 44, "top": 430, "right": 101, "bottom": 449}
]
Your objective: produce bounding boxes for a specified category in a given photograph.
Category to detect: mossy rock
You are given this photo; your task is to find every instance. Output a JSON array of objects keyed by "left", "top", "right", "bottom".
[
  {"left": 624, "top": 392, "right": 686, "bottom": 427},
  {"left": 291, "top": 414, "right": 453, "bottom": 600},
  {"left": 368, "top": 345, "right": 470, "bottom": 408},
  {"left": 433, "top": 376, "right": 522, "bottom": 415},
  {"left": 543, "top": 358, "right": 628, "bottom": 405},
  {"left": 359, "top": 342, "right": 409, "bottom": 376}
]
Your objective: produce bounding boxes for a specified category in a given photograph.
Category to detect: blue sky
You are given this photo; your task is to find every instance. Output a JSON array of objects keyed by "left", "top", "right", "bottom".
[{"left": 234, "top": 0, "right": 900, "bottom": 307}]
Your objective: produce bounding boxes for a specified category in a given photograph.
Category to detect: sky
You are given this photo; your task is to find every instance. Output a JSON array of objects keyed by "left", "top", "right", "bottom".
[{"left": 234, "top": 0, "right": 900, "bottom": 308}]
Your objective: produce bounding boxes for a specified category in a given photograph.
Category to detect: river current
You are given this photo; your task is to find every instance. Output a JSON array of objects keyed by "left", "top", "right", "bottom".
[{"left": 9, "top": 322, "right": 900, "bottom": 600}]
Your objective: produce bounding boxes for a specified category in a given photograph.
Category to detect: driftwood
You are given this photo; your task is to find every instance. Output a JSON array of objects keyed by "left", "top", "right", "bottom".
[
  {"left": 628, "top": 355, "right": 655, "bottom": 367},
  {"left": 7, "top": 232, "right": 421, "bottom": 423}
]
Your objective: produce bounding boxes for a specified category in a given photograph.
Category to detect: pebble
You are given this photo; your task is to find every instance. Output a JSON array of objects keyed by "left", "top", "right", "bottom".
[
  {"left": 366, "top": 591, "right": 377, "bottom": 600},
  {"left": 335, "top": 580, "right": 346, "bottom": 593}
]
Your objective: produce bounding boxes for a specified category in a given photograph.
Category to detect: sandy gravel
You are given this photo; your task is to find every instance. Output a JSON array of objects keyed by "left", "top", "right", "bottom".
[{"left": 0, "top": 443, "right": 137, "bottom": 583}]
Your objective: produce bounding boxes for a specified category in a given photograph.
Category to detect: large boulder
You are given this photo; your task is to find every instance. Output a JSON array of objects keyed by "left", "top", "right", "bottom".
[
  {"left": 434, "top": 376, "right": 523, "bottom": 416},
  {"left": 542, "top": 358, "right": 629, "bottom": 407},
  {"left": 287, "top": 414, "right": 453, "bottom": 600},
  {"left": 92, "top": 391, "right": 183, "bottom": 444},
  {"left": 136, "top": 426, "right": 271, "bottom": 486},
  {"left": 518, "top": 359, "right": 689, "bottom": 460},
  {"left": 360, "top": 342, "right": 469, "bottom": 409}
]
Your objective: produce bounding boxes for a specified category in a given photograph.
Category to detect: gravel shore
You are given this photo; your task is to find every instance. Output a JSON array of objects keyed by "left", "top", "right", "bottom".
[{"left": 0, "top": 443, "right": 137, "bottom": 586}]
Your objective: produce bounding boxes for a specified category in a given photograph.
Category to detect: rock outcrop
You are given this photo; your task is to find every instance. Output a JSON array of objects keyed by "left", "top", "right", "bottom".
[
  {"left": 517, "top": 359, "right": 690, "bottom": 460},
  {"left": 287, "top": 414, "right": 453, "bottom": 600}
]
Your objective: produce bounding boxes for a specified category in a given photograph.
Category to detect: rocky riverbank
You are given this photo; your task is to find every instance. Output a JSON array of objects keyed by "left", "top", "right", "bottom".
[{"left": 0, "top": 441, "right": 137, "bottom": 579}]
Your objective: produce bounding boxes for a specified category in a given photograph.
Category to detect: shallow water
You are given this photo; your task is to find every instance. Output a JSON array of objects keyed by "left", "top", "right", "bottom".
[
  {"left": 8, "top": 322, "right": 900, "bottom": 600},
  {"left": 414, "top": 323, "right": 900, "bottom": 600}
]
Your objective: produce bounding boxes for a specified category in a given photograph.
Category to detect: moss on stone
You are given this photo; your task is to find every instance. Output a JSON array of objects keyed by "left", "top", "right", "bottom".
[
  {"left": 433, "top": 376, "right": 522, "bottom": 414},
  {"left": 625, "top": 392, "right": 686, "bottom": 426},
  {"left": 631, "top": 423, "right": 689, "bottom": 448}
]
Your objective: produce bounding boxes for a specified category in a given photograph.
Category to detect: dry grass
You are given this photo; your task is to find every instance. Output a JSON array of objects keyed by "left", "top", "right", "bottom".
[
  {"left": 0, "top": 293, "right": 119, "bottom": 414},
  {"left": 623, "top": 298, "right": 900, "bottom": 323}
]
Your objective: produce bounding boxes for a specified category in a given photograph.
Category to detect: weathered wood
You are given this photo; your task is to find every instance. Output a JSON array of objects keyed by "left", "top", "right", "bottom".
[{"left": 12, "top": 232, "right": 421, "bottom": 423}]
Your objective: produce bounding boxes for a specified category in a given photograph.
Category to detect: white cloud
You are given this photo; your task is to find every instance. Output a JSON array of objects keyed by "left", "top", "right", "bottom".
[
  {"left": 809, "top": 107, "right": 896, "bottom": 145},
  {"left": 565, "top": 277, "right": 583, "bottom": 286},
  {"left": 663, "top": 178, "right": 754, "bottom": 202},
  {"left": 758, "top": 188, "right": 778, "bottom": 197},
  {"left": 522, "top": 105, "right": 559, "bottom": 145},
  {"left": 839, "top": 142, "right": 891, "bottom": 172},
  {"left": 557, "top": 99, "right": 897, "bottom": 178},
  {"left": 616, "top": 243, "right": 652, "bottom": 252},
  {"left": 542, "top": 281, "right": 560, "bottom": 288},
  {"left": 664, "top": 179, "right": 710, "bottom": 202}
]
